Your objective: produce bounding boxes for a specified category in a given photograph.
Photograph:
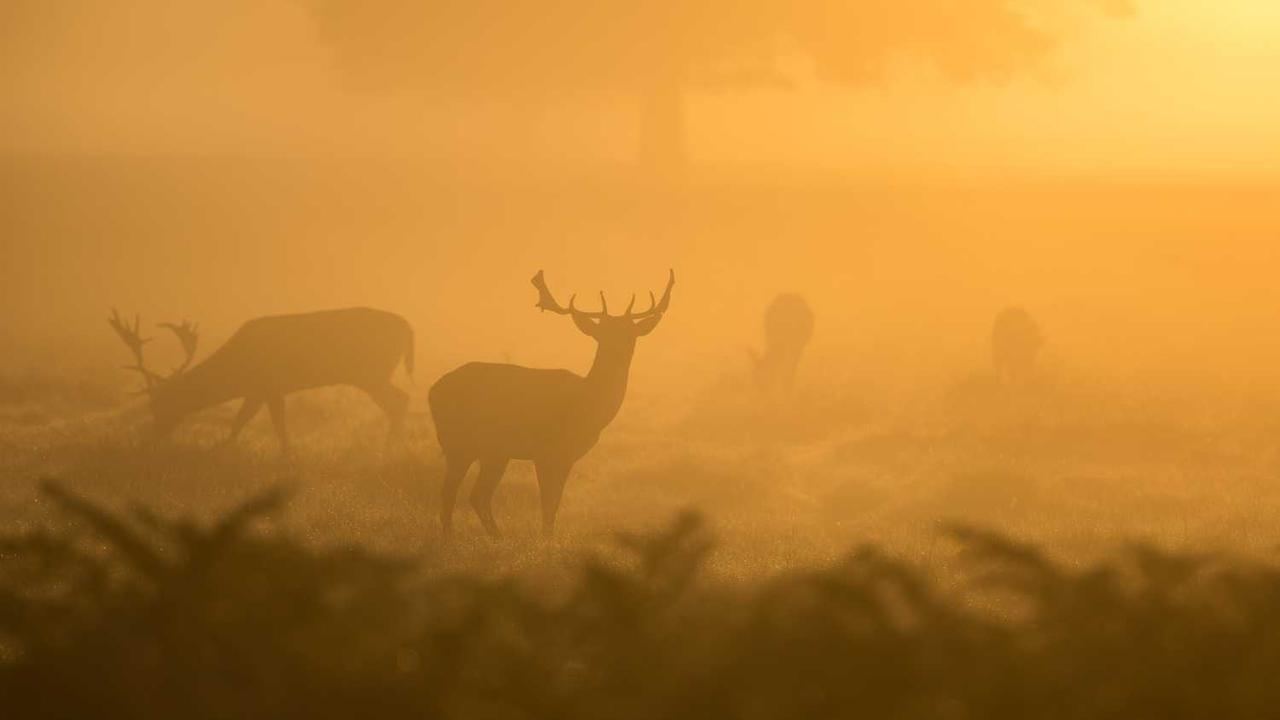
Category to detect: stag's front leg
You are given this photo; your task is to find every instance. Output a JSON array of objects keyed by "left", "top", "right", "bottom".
[
  {"left": 228, "top": 397, "right": 264, "bottom": 443},
  {"left": 534, "top": 460, "right": 571, "bottom": 538}
]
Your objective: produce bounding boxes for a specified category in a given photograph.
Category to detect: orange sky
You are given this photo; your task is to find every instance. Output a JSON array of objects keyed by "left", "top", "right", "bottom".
[
  {"left": 1, "top": 1, "right": 1277, "bottom": 179},
  {"left": 696, "top": 1, "right": 1280, "bottom": 179}
]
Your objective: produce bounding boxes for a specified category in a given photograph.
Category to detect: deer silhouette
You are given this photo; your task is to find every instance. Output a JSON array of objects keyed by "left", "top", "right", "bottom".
[
  {"left": 109, "top": 307, "right": 413, "bottom": 455},
  {"left": 751, "top": 293, "right": 815, "bottom": 394},
  {"left": 428, "top": 269, "right": 675, "bottom": 538},
  {"left": 991, "top": 306, "right": 1043, "bottom": 385}
]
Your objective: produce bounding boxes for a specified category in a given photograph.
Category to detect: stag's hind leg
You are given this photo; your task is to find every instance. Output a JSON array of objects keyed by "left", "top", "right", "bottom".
[
  {"left": 440, "top": 454, "right": 474, "bottom": 538},
  {"left": 470, "top": 458, "right": 509, "bottom": 538}
]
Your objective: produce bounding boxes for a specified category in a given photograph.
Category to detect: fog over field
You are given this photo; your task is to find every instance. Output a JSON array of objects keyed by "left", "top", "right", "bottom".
[{"left": 3, "top": 2, "right": 1280, "bottom": 718}]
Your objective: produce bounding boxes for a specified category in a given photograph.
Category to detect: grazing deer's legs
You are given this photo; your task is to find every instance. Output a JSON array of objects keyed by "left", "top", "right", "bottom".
[
  {"left": 266, "top": 395, "right": 291, "bottom": 456},
  {"left": 228, "top": 397, "right": 264, "bottom": 442},
  {"left": 470, "top": 458, "right": 509, "bottom": 538},
  {"left": 440, "top": 455, "right": 474, "bottom": 537},
  {"left": 534, "top": 461, "right": 571, "bottom": 537}
]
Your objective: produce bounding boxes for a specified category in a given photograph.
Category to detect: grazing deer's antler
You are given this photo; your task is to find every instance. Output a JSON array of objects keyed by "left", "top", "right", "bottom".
[
  {"left": 108, "top": 308, "right": 161, "bottom": 392},
  {"left": 159, "top": 320, "right": 199, "bottom": 375},
  {"left": 109, "top": 310, "right": 201, "bottom": 392}
]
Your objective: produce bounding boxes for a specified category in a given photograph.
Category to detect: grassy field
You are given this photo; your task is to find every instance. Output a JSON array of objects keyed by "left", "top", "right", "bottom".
[
  {"left": 6, "top": 161, "right": 1280, "bottom": 715},
  {"left": 4, "top": 359, "right": 1279, "bottom": 576},
  {"left": 6, "top": 363, "right": 1280, "bottom": 717}
]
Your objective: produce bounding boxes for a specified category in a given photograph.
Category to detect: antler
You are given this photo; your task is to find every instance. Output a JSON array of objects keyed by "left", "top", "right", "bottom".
[
  {"left": 108, "top": 309, "right": 161, "bottom": 392},
  {"left": 158, "top": 319, "right": 199, "bottom": 375},
  {"left": 108, "top": 309, "right": 200, "bottom": 393},
  {"left": 531, "top": 269, "right": 675, "bottom": 321},
  {"left": 531, "top": 271, "right": 608, "bottom": 319},
  {"left": 626, "top": 269, "right": 676, "bottom": 320}
]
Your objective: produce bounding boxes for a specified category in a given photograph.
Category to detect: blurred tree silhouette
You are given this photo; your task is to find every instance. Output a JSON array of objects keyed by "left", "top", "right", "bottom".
[{"left": 304, "top": 0, "right": 1133, "bottom": 176}]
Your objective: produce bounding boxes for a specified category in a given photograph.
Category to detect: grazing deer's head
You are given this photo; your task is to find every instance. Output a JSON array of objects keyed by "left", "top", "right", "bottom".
[
  {"left": 531, "top": 269, "right": 675, "bottom": 351},
  {"left": 991, "top": 306, "right": 1043, "bottom": 385},
  {"left": 108, "top": 309, "right": 200, "bottom": 435},
  {"left": 752, "top": 293, "right": 815, "bottom": 394}
]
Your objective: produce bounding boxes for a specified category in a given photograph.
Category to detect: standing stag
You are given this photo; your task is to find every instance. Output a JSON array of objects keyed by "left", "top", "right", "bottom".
[
  {"left": 751, "top": 293, "right": 815, "bottom": 394},
  {"left": 109, "top": 307, "right": 413, "bottom": 454},
  {"left": 429, "top": 270, "right": 675, "bottom": 537}
]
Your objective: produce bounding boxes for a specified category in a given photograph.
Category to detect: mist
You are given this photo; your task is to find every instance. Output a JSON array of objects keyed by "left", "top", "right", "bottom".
[{"left": 4, "top": 3, "right": 1280, "bottom": 717}]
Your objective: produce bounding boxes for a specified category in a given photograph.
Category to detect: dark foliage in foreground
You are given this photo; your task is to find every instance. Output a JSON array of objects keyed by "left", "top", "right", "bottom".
[{"left": 2, "top": 482, "right": 1278, "bottom": 719}]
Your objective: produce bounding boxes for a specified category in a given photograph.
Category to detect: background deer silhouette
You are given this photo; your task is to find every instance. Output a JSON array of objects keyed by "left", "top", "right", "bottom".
[
  {"left": 991, "top": 306, "right": 1043, "bottom": 385},
  {"left": 109, "top": 307, "right": 413, "bottom": 455},
  {"left": 428, "top": 269, "right": 675, "bottom": 537},
  {"left": 751, "top": 293, "right": 815, "bottom": 394}
]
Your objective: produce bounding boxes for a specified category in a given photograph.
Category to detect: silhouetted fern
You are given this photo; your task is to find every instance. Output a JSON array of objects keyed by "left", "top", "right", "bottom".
[{"left": 6, "top": 485, "right": 1280, "bottom": 718}]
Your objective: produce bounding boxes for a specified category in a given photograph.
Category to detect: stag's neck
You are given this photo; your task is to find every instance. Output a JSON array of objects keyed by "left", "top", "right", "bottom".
[{"left": 579, "top": 342, "right": 636, "bottom": 430}]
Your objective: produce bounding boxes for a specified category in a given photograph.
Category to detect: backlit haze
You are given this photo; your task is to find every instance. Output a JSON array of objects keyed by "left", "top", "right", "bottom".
[{"left": 2, "top": 0, "right": 1278, "bottom": 401}]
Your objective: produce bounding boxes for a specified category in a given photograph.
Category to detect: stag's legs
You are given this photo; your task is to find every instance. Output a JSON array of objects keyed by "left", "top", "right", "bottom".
[
  {"left": 266, "top": 395, "right": 291, "bottom": 458},
  {"left": 470, "top": 458, "right": 509, "bottom": 538},
  {"left": 228, "top": 397, "right": 264, "bottom": 442},
  {"left": 534, "top": 460, "right": 571, "bottom": 537},
  {"left": 440, "top": 455, "right": 474, "bottom": 538}
]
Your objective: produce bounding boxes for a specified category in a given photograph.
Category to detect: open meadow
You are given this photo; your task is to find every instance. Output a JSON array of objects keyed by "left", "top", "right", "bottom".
[
  {"left": 7, "top": 347, "right": 1280, "bottom": 717},
  {"left": 6, "top": 159, "right": 1280, "bottom": 716},
  {"left": 9, "top": 0, "right": 1280, "bottom": 713}
]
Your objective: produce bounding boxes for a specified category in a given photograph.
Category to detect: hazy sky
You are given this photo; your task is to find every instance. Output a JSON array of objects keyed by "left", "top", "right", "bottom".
[{"left": 2, "top": 1, "right": 1276, "bottom": 179}]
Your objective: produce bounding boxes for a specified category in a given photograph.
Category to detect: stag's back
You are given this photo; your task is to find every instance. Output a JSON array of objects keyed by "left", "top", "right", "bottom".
[
  {"left": 429, "top": 362, "right": 588, "bottom": 461},
  {"left": 199, "top": 308, "right": 413, "bottom": 395}
]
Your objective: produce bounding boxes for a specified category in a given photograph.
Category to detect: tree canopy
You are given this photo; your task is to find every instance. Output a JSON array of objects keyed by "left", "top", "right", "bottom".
[
  {"left": 306, "top": 1, "right": 1131, "bottom": 91},
  {"left": 303, "top": 1, "right": 1135, "bottom": 168}
]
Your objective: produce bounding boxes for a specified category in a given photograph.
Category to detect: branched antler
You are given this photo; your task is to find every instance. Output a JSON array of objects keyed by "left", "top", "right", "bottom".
[
  {"left": 159, "top": 320, "right": 199, "bottom": 375},
  {"left": 109, "top": 310, "right": 201, "bottom": 392},
  {"left": 531, "top": 270, "right": 675, "bottom": 322},
  {"left": 628, "top": 269, "right": 675, "bottom": 319},
  {"left": 531, "top": 270, "right": 608, "bottom": 318},
  {"left": 108, "top": 309, "right": 160, "bottom": 393}
]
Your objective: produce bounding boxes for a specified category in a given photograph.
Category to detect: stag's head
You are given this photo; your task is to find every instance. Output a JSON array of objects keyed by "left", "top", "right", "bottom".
[
  {"left": 108, "top": 309, "right": 200, "bottom": 435},
  {"left": 531, "top": 270, "right": 675, "bottom": 350}
]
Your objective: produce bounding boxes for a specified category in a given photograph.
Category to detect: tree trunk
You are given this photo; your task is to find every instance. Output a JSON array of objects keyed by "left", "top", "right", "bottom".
[{"left": 638, "top": 72, "right": 687, "bottom": 182}]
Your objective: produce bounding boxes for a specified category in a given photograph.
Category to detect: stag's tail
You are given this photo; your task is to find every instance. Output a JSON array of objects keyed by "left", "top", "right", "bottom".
[{"left": 402, "top": 323, "right": 416, "bottom": 379}]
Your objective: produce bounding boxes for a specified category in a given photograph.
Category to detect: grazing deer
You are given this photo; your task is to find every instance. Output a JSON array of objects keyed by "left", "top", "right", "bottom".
[
  {"left": 429, "top": 270, "right": 675, "bottom": 537},
  {"left": 751, "top": 293, "right": 815, "bottom": 394},
  {"left": 109, "top": 307, "right": 413, "bottom": 454},
  {"left": 991, "top": 306, "right": 1043, "bottom": 385}
]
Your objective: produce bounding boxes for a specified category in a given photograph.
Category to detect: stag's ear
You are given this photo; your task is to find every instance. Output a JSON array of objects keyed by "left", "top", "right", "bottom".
[
  {"left": 572, "top": 313, "right": 600, "bottom": 337},
  {"left": 631, "top": 313, "right": 664, "bottom": 337}
]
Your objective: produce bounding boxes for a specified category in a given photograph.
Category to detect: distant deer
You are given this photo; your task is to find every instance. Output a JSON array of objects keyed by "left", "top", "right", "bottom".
[
  {"left": 429, "top": 270, "right": 675, "bottom": 537},
  {"left": 751, "top": 293, "right": 815, "bottom": 394},
  {"left": 991, "top": 306, "right": 1043, "bottom": 385},
  {"left": 109, "top": 307, "right": 413, "bottom": 454}
]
